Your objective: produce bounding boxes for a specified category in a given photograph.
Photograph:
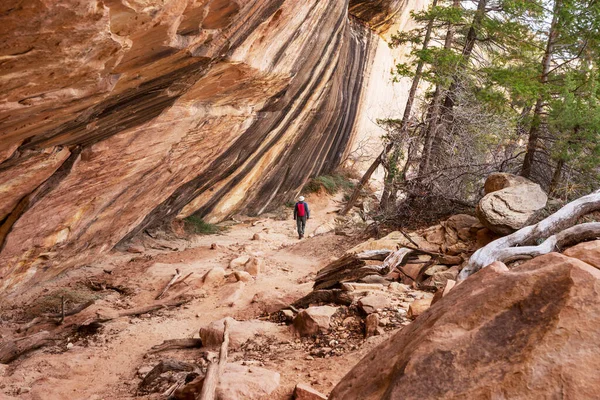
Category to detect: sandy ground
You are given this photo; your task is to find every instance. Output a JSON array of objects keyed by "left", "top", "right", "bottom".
[{"left": 0, "top": 193, "right": 416, "bottom": 400}]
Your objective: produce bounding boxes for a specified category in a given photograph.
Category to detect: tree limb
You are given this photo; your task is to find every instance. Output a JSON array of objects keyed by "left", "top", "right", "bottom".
[{"left": 459, "top": 190, "right": 600, "bottom": 280}]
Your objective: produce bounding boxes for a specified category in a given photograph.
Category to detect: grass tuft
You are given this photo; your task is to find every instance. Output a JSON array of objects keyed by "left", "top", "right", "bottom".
[{"left": 184, "top": 215, "right": 222, "bottom": 235}]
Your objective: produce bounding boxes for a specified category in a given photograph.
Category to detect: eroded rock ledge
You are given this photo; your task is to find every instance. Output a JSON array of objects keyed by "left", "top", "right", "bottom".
[{"left": 0, "top": 0, "right": 409, "bottom": 293}]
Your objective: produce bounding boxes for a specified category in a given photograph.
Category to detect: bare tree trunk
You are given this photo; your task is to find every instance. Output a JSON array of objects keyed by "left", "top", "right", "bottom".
[
  {"left": 548, "top": 158, "right": 565, "bottom": 196},
  {"left": 459, "top": 189, "right": 600, "bottom": 280},
  {"left": 418, "top": 0, "right": 460, "bottom": 177},
  {"left": 340, "top": 0, "right": 439, "bottom": 215},
  {"left": 521, "top": 0, "right": 560, "bottom": 178}
]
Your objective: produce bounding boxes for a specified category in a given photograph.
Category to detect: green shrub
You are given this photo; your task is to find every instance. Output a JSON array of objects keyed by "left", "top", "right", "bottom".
[
  {"left": 184, "top": 215, "right": 221, "bottom": 235},
  {"left": 303, "top": 174, "right": 354, "bottom": 195}
]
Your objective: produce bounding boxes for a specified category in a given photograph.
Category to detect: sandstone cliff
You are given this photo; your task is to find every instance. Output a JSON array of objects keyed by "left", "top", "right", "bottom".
[{"left": 0, "top": 0, "right": 422, "bottom": 293}]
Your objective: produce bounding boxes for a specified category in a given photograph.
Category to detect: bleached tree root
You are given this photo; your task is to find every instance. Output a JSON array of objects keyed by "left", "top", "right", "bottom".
[{"left": 459, "top": 190, "right": 600, "bottom": 280}]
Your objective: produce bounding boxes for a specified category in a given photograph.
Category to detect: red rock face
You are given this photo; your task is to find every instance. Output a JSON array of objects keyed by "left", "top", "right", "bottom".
[
  {"left": 330, "top": 249, "right": 600, "bottom": 399},
  {"left": 0, "top": 1, "right": 407, "bottom": 293}
]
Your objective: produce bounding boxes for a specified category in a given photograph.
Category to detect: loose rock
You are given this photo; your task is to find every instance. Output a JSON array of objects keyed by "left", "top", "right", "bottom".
[
  {"left": 407, "top": 298, "right": 432, "bottom": 319},
  {"left": 293, "top": 306, "right": 337, "bottom": 337},
  {"left": 364, "top": 313, "right": 379, "bottom": 338},
  {"left": 358, "top": 295, "right": 390, "bottom": 314},
  {"left": 203, "top": 267, "right": 226, "bottom": 286},
  {"left": 294, "top": 383, "right": 327, "bottom": 400}
]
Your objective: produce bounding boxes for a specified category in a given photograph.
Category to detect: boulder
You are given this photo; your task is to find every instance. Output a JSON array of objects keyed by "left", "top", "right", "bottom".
[
  {"left": 294, "top": 383, "right": 327, "bottom": 400},
  {"left": 203, "top": 267, "right": 226, "bottom": 286},
  {"left": 477, "top": 174, "right": 547, "bottom": 235},
  {"left": 199, "top": 317, "right": 286, "bottom": 348},
  {"left": 358, "top": 295, "right": 390, "bottom": 314},
  {"left": 330, "top": 252, "right": 600, "bottom": 400},
  {"left": 484, "top": 172, "right": 533, "bottom": 194},
  {"left": 293, "top": 306, "right": 337, "bottom": 337},
  {"left": 251, "top": 290, "right": 296, "bottom": 314}
]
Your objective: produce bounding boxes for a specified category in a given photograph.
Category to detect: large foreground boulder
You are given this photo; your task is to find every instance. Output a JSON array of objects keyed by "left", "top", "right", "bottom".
[
  {"left": 330, "top": 247, "right": 600, "bottom": 399},
  {"left": 477, "top": 173, "right": 547, "bottom": 235}
]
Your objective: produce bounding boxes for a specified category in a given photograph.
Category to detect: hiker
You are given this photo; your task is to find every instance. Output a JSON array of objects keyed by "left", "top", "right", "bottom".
[{"left": 293, "top": 196, "right": 310, "bottom": 239}]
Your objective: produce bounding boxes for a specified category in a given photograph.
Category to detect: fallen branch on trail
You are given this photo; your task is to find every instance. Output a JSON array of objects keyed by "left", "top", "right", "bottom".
[
  {"left": 459, "top": 190, "right": 600, "bottom": 280},
  {"left": 0, "top": 296, "right": 192, "bottom": 363},
  {"left": 138, "top": 359, "right": 197, "bottom": 392},
  {"left": 199, "top": 319, "right": 230, "bottom": 400},
  {"left": 292, "top": 290, "right": 355, "bottom": 309},
  {"left": 149, "top": 338, "right": 203, "bottom": 353},
  {"left": 17, "top": 300, "right": 96, "bottom": 333}
]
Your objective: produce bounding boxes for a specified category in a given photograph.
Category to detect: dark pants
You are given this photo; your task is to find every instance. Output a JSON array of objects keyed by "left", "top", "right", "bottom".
[{"left": 296, "top": 216, "right": 307, "bottom": 237}]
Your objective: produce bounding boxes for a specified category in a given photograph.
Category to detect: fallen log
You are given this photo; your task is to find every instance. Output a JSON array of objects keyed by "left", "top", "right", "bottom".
[
  {"left": 139, "top": 359, "right": 196, "bottom": 392},
  {"left": 0, "top": 296, "right": 191, "bottom": 363},
  {"left": 17, "top": 300, "right": 95, "bottom": 333},
  {"left": 156, "top": 269, "right": 181, "bottom": 300},
  {"left": 199, "top": 319, "right": 230, "bottom": 400},
  {"left": 292, "top": 290, "right": 355, "bottom": 309},
  {"left": 149, "top": 338, "right": 203, "bottom": 353},
  {"left": 459, "top": 189, "right": 600, "bottom": 280}
]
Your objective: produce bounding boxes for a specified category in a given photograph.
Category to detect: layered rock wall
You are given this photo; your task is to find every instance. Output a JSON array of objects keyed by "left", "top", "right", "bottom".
[{"left": 0, "top": 0, "right": 415, "bottom": 293}]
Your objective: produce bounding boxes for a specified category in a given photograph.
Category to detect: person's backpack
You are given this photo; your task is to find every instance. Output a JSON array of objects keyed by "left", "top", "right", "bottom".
[{"left": 297, "top": 202, "right": 306, "bottom": 217}]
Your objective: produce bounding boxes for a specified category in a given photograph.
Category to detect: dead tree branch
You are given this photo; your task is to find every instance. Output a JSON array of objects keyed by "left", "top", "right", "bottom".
[{"left": 459, "top": 190, "right": 600, "bottom": 280}]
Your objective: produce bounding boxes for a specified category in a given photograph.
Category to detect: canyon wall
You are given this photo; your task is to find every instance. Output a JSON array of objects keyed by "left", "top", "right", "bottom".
[{"left": 0, "top": 0, "right": 420, "bottom": 293}]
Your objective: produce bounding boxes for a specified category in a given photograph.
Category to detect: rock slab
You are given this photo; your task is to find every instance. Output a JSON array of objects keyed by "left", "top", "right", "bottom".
[
  {"left": 294, "top": 383, "right": 327, "bottom": 400},
  {"left": 330, "top": 251, "right": 600, "bottom": 399}
]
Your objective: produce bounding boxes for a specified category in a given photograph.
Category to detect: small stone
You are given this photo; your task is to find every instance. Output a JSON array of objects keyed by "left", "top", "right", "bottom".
[
  {"left": 281, "top": 309, "right": 295, "bottom": 321},
  {"left": 234, "top": 270, "right": 253, "bottom": 282},
  {"left": 388, "top": 282, "right": 409, "bottom": 293},
  {"left": 365, "top": 313, "right": 379, "bottom": 338},
  {"left": 210, "top": 243, "right": 218, "bottom": 250},
  {"left": 230, "top": 255, "right": 250, "bottom": 269},
  {"left": 244, "top": 257, "right": 262, "bottom": 276},
  {"left": 305, "top": 355, "right": 314, "bottom": 360},
  {"left": 66, "top": 342, "right": 74, "bottom": 349},
  {"left": 252, "top": 233, "right": 263, "bottom": 240},
  {"left": 424, "top": 264, "right": 449, "bottom": 276},
  {"left": 379, "top": 317, "right": 390, "bottom": 326},
  {"left": 137, "top": 365, "right": 153, "bottom": 377},
  {"left": 18, "top": 387, "right": 31, "bottom": 394},
  {"left": 126, "top": 244, "right": 144, "bottom": 253}
]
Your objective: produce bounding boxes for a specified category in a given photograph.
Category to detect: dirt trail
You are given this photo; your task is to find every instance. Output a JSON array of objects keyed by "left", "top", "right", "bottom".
[{"left": 1, "top": 192, "right": 400, "bottom": 399}]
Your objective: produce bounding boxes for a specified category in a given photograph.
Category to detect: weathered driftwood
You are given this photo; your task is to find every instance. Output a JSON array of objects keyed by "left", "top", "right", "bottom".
[
  {"left": 139, "top": 359, "right": 196, "bottom": 391},
  {"left": 0, "top": 296, "right": 191, "bottom": 363},
  {"left": 314, "top": 248, "right": 416, "bottom": 290},
  {"left": 459, "top": 189, "right": 600, "bottom": 280},
  {"left": 199, "top": 319, "right": 230, "bottom": 400},
  {"left": 149, "top": 338, "right": 204, "bottom": 353},
  {"left": 17, "top": 300, "right": 96, "bottom": 333},
  {"left": 156, "top": 269, "right": 181, "bottom": 300},
  {"left": 292, "top": 290, "right": 355, "bottom": 309}
]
